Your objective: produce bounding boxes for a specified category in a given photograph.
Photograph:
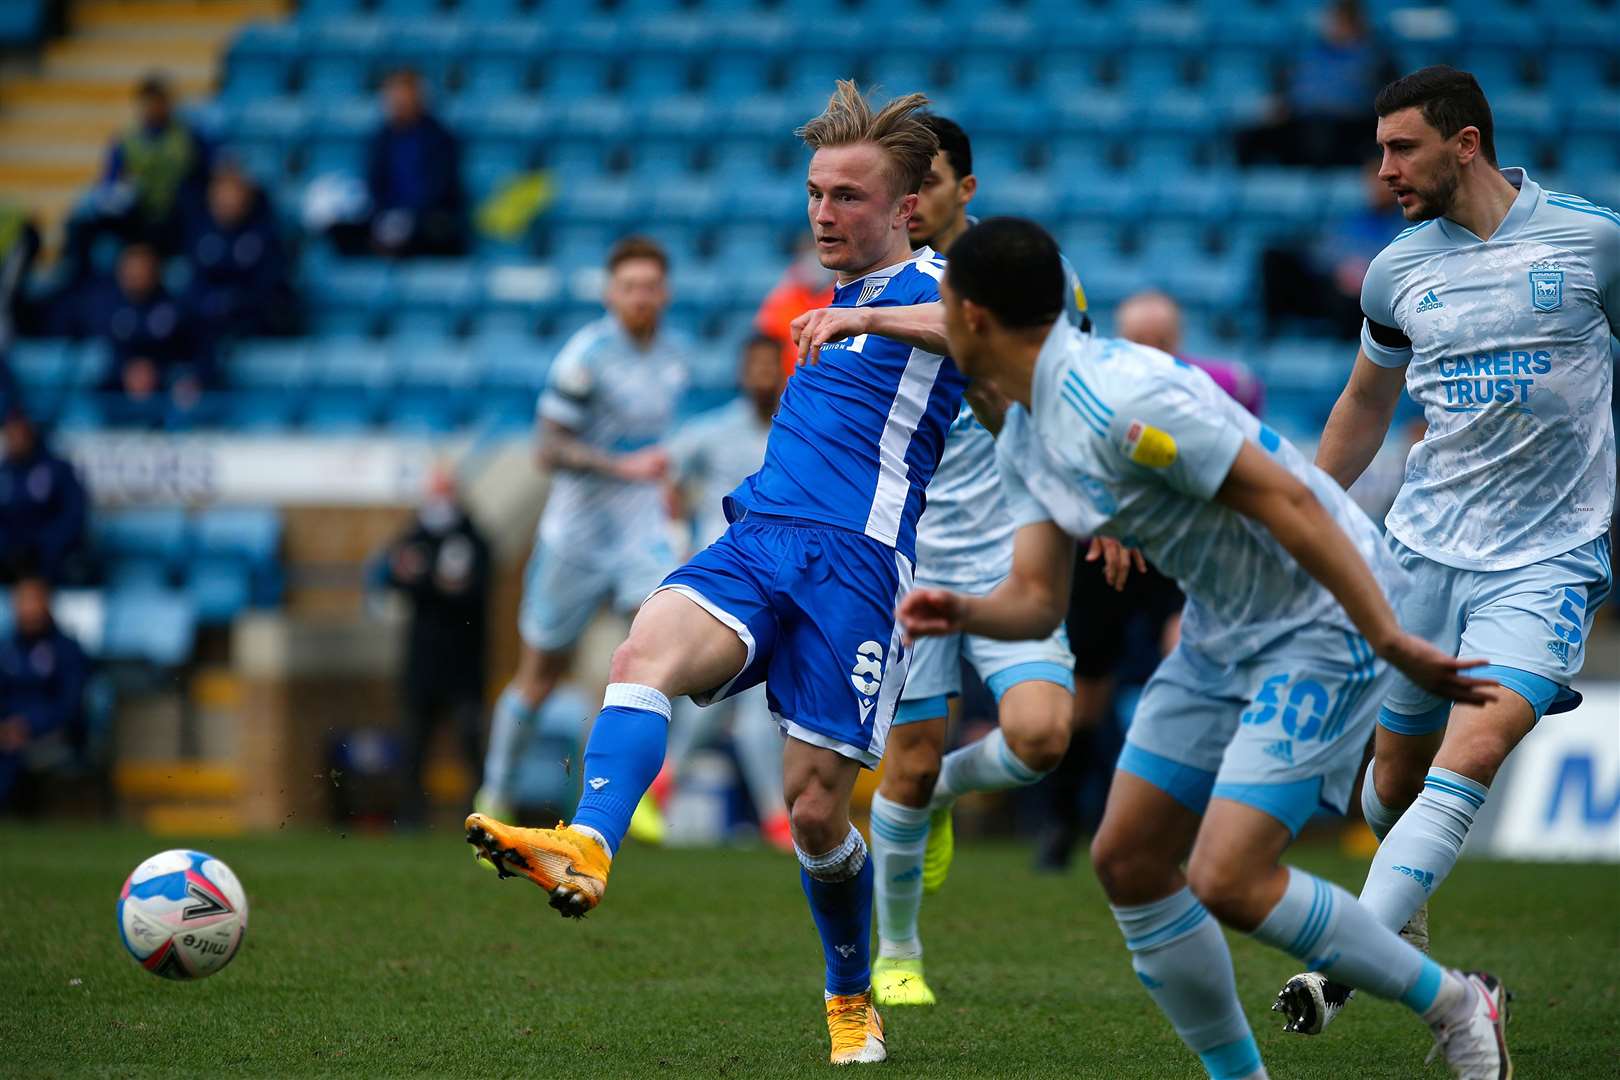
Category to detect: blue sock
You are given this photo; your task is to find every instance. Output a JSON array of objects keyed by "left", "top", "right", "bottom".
[
  {"left": 569, "top": 684, "right": 671, "bottom": 856},
  {"left": 797, "top": 827, "right": 874, "bottom": 996}
]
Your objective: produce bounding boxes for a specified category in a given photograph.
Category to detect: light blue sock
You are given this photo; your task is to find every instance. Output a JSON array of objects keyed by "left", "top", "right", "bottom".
[
  {"left": 1111, "top": 887, "right": 1263, "bottom": 1080},
  {"left": 569, "top": 684, "right": 671, "bottom": 856},
  {"left": 1360, "top": 763, "right": 1404, "bottom": 840},
  {"left": 1360, "top": 768, "right": 1486, "bottom": 932},
  {"left": 869, "top": 791, "right": 930, "bottom": 958},
  {"left": 1252, "top": 866, "right": 1456, "bottom": 1014},
  {"left": 798, "top": 827, "right": 874, "bottom": 996},
  {"left": 929, "top": 729, "right": 1046, "bottom": 810},
  {"left": 480, "top": 687, "right": 538, "bottom": 803}
]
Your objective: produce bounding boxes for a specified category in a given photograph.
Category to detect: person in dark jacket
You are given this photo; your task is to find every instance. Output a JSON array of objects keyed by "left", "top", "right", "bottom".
[
  {"left": 0, "top": 403, "right": 88, "bottom": 586},
  {"left": 0, "top": 568, "right": 90, "bottom": 815},
  {"left": 373, "top": 465, "right": 491, "bottom": 825},
  {"left": 184, "top": 163, "right": 299, "bottom": 339},
  {"left": 364, "top": 69, "right": 467, "bottom": 257},
  {"left": 100, "top": 242, "right": 212, "bottom": 424}
]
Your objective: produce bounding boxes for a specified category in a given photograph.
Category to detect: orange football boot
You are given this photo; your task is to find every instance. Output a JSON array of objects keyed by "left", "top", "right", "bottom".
[
  {"left": 464, "top": 813, "right": 612, "bottom": 918},
  {"left": 826, "top": 990, "right": 886, "bottom": 1065}
]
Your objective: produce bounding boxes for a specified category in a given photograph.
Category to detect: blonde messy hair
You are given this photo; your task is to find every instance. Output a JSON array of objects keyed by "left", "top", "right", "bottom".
[{"left": 796, "top": 80, "right": 939, "bottom": 198}]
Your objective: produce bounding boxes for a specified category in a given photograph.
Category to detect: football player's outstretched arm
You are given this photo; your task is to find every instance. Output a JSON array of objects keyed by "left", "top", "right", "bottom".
[
  {"left": 898, "top": 521, "right": 1074, "bottom": 643},
  {"left": 1315, "top": 348, "right": 1407, "bottom": 490},
  {"left": 791, "top": 302, "right": 949, "bottom": 364},
  {"left": 1215, "top": 441, "right": 1493, "bottom": 704},
  {"left": 538, "top": 418, "right": 668, "bottom": 482}
]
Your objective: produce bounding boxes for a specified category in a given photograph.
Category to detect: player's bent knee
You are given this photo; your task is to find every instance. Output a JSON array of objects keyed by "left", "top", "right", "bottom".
[
  {"left": 1185, "top": 856, "right": 1266, "bottom": 931},
  {"left": 1004, "top": 720, "right": 1070, "bottom": 774},
  {"left": 788, "top": 789, "right": 847, "bottom": 853},
  {"left": 1374, "top": 754, "right": 1428, "bottom": 810},
  {"left": 1090, "top": 830, "right": 1178, "bottom": 905}
]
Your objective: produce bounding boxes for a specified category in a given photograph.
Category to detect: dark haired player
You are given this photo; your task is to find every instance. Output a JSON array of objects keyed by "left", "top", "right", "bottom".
[
  {"left": 1275, "top": 65, "right": 1618, "bottom": 1039},
  {"left": 900, "top": 216, "right": 1512, "bottom": 1080}
]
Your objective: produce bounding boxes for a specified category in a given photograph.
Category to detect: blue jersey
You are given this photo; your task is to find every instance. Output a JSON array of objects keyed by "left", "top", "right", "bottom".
[{"left": 728, "top": 247, "right": 967, "bottom": 560}]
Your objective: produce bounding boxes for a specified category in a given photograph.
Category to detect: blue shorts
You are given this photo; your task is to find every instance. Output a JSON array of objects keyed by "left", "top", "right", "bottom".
[
  {"left": 1118, "top": 622, "right": 1393, "bottom": 836},
  {"left": 518, "top": 534, "right": 676, "bottom": 652},
  {"left": 1379, "top": 535, "right": 1613, "bottom": 735},
  {"left": 895, "top": 609, "right": 1074, "bottom": 725},
  {"left": 653, "top": 513, "right": 913, "bottom": 769}
]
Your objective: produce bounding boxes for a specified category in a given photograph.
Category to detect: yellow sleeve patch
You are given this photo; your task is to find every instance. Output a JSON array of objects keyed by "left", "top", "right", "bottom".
[{"left": 1122, "top": 420, "right": 1178, "bottom": 468}]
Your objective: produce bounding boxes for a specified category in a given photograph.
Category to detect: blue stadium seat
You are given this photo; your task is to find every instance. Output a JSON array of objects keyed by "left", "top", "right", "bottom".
[
  {"left": 102, "top": 586, "right": 196, "bottom": 667},
  {"left": 309, "top": 260, "right": 398, "bottom": 315},
  {"left": 707, "top": 51, "right": 776, "bottom": 97},
  {"left": 302, "top": 394, "right": 380, "bottom": 432},
  {"left": 237, "top": 97, "right": 310, "bottom": 142},
  {"left": 94, "top": 509, "right": 190, "bottom": 573},
  {"left": 226, "top": 340, "right": 312, "bottom": 389},
  {"left": 312, "top": 337, "right": 394, "bottom": 397},
  {"left": 299, "top": 0, "right": 366, "bottom": 17},
  {"left": 397, "top": 260, "right": 479, "bottom": 316},
  {"left": 186, "top": 559, "right": 252, "bottom": 624},
  {"left": 218, "top": 390, "right": 302, "bottom": 431},
  {"left": 1236, "top": 169, "right": 1319, "bottom": 223},
  {"left": 388, "top": 390, "right": 464, "bottom": 433},
  {"left": 476, "top": 331, "right": 553, "bottom": 394}
]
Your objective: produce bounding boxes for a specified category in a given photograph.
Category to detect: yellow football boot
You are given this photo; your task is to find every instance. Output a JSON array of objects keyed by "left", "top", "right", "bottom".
[
  {"left": 826, "top": 990, "right": 886, "bottom": 1065},
  {"left": 626, "top": 791, "right": 667, "bottom": 846},
  {"left": 921, "top": 806, "right": 953, "bottom": 894},
  {"left": 872, "top": 956, "right": 936, "bottom": 1007},
  {"left": 464, "top": 813, "right": 611, "bottom": 918}
]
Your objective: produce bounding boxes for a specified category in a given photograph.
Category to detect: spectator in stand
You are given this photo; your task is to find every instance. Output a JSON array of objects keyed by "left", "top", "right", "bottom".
[
  {"left": 361, "top": 69, "right": 467, "bottom": 257},
  {"left": 1261, "top": 158, "right": 1405, "bottom": 337},
  {"left": 371, "top": 465, "right": 492, "bottom": 827},
  {"left": 0, "top": 203, "right": 41, "bottom": 346},
  {"left": 0, "top": 402, "right": 89, "bottom": 586},
  {"left": 0, "top": 564, "right": 90, "bottom": 816},
  {"left": 754, "top": 233, "right": 835, "bottom": 378},
  {"left": 1235, "top": 0, "right": 1393, "bottom": 168},
  {"left": 184, "top": 162, "right": 299, "bottom": 339},
  {"left": 63, "top": 73, "right": 212, "bottom": 284},
  {"left": 99, "top": 242, "right": 212, "bottom": 425}
]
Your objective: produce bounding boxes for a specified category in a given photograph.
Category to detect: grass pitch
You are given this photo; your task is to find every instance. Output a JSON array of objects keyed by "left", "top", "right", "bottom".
[{"left": 2, "top": 825, "right": 1616, "bottom": 1078}]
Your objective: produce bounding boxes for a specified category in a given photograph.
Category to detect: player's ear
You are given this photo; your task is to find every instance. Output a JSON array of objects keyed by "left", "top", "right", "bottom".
[
  {"left": 1455, "top": 125, "right": 1481, "bottom": 166},
  {"left": 958, "top": 174, "right": 977, "bottom": 205},
  {"left": 897, "top": 191, "right": 919, "bottom": 222}
]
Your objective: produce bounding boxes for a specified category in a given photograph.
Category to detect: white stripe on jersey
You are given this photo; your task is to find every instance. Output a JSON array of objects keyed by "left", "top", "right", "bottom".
[{"left": 865, "top": 347, "right": 946, "bottom": 547}]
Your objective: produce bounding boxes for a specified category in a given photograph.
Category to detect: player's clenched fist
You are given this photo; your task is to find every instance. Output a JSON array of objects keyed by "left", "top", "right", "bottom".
[
  {"left": 790, "top": 306, "right": 871, "bottom": 366},
  {"left": 896, "top": 587, "right": 969, "bottom": 642}
]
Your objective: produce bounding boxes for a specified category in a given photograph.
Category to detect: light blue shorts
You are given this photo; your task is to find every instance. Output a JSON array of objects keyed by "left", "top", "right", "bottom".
[
  {"left": 1379, "top": 535, "right": 1613, "bottom": 734},
  {"left": 1118, "top": 621, "right": 1393, "bottom": 836},
  {"left": 894, "top": 616, "right": 1074, "bottom": 725},
  {"left": 518, "top": 534, "right": 677, "bottom": 652}
]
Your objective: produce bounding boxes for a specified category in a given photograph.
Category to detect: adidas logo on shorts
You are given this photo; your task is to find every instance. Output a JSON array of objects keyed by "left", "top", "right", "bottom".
[{"left": 1262, "top": 739, "right": 1294, "bottom": 764}]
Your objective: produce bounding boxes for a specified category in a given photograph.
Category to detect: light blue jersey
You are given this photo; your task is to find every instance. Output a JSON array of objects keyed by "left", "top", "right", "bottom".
[
  {"left": 1359, "top": 169, "right": 1619, "bottom": 572},
  {"left": 667, "top": 398, "right": 771, "bottom": 549},
  {"left": 910, "top": 249, "right": 1092, "bottom": 590},
  {"left": 997, "top": 325, "right": 1404, "bottom": 667},
  {"left": 912, "top": 406, "right": 1012, "bottom": 589},
  {"left": 536, "top": 316, "right": 689, "bottom": 555}
]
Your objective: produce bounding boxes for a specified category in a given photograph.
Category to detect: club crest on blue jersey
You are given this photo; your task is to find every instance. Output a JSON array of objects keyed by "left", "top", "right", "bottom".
[
  {"left": 857, "top": 278, "right": 889, "bottom": 306},
  {"left": 1529, "top": 269, "right": 1563, "bottom": 311}
]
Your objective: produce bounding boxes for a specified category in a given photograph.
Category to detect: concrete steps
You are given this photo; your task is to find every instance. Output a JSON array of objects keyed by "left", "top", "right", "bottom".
[{"left": 0, "top": 0, "right": 289, "bottom": 249}]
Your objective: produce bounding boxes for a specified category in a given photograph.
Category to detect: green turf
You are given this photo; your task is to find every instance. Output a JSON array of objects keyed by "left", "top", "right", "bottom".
[{"left": 2, "top": 826, "right": 1616, "bottom": 1078}]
